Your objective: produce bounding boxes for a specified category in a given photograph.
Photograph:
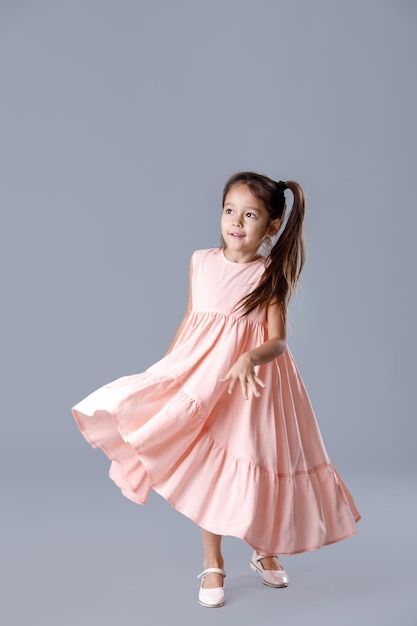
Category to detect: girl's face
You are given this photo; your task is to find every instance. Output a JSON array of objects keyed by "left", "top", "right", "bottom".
[{"left": 221, "top": 184, "right": 279, "bottom": 263}]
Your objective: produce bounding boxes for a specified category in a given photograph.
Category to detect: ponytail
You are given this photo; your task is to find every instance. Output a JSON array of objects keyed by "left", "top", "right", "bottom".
[{"left": 233, "top": 178, "right": 306, "bottom": 322}]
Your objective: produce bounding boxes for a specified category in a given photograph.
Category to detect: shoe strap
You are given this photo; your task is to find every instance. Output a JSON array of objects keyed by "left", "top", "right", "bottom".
[
  {"left": 254, "top": 553, "right": 285, "bottom": 572},
  {"left": 197, "top": 567, "right": 227, "bottom": 579},
  {"left": 255, "top": 553, "right": 278, "bottom": 563},
  {"left": 255, "top": 554, "right": 282, "bottom": 571}
]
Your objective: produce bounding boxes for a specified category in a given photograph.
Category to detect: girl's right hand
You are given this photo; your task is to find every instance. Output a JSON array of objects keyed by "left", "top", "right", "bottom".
[{"left": 219, "top": 353, "right": 265, "bottom": 400}]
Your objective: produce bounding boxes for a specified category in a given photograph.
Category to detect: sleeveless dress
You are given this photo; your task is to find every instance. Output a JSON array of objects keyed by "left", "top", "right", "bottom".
[{"left": 72, "top": 248, "right": 360, "bottom": 555}]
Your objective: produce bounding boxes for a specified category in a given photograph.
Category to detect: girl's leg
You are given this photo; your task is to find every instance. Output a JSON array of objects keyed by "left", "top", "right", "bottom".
[{"left": 201, "top": 529, "right": 225, "bottom": 588}]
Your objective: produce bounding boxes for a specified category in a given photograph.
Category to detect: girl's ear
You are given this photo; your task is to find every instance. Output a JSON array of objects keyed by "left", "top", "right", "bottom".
[{"left": 267, "top": 218, "right": 281, "bottom": 237}]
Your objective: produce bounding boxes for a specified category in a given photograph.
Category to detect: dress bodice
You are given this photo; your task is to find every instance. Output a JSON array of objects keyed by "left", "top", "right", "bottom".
[{"left": 191, "top": 248, "right": 266, "bottom": 324}]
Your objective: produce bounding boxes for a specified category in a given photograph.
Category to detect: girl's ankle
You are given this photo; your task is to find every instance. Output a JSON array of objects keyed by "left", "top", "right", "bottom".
[{"left": 203, "top": 559, "right": 225, "bottom": 570}]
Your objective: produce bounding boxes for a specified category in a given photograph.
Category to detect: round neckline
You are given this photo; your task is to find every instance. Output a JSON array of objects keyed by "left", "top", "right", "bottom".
[{"left": 220, "top": 248, "right": 264, "bottom": 266}]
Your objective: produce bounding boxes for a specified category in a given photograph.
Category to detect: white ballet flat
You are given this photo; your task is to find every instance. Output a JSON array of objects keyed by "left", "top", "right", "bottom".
[
  {"left": 197, "top": 567, "right": 226, "bottom": 607},
  {"left": 250, "top": 551, "right": 289, "bottom": 588}
]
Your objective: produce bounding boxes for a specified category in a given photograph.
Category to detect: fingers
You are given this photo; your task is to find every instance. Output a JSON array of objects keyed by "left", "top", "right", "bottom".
[
  {"left": 247, "top": 375, "right": 265, "bottom": 399},
  {"left": 254, "top": 375, "right": 266, "bottom": 389},
  {"left": 248, "top": 375, "right": 265, "bottom": 398},
  {"left": 227, "top": 377, "right": 238, "bottom": 396},
  {"left": 218, "top": 373, "right": 238, "bottom": 395},
  {"left": 219, "top": 372, "right": 265, "bottom": 399},
  {"left": 239, "top": 376, "right": 248, "bottom": 400},
  {"left": 219, "top": 372, "right": 249, "bottom": 398}
]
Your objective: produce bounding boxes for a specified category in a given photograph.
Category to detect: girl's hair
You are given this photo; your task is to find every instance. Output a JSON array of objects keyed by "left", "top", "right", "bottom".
[{"left": 221, "top": 171, "right": 306, "bottom": 322}]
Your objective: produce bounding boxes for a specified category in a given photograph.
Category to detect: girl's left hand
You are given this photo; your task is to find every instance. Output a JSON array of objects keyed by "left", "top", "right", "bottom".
[{"left": 219, "top": 353, "right": 265, "bottom": 400}]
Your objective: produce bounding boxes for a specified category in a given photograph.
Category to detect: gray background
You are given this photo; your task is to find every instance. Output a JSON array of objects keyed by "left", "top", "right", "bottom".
[{"left": 1, "top": 1, "right": 416, "bottom": 625}]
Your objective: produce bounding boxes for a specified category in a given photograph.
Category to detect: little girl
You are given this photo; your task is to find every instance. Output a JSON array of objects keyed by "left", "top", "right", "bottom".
[{"left": 72, "top": 171, "right": 360, "bottom": 608}]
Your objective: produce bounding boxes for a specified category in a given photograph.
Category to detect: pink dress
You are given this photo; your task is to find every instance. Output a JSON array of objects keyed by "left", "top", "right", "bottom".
[{"left": 72, "top": 248, "right": 360, "bottom": 555}]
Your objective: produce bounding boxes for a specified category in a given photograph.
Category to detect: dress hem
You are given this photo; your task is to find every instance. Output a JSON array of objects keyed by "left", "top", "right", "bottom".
[{"left": 118, "top": 479, "right": 360, "bottom": 556}]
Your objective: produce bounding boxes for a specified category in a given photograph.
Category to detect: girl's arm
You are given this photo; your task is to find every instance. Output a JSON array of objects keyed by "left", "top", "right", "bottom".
[
  {"left": 165, "top": 257, "right": 193, "bottom": 355},
  {"left": 220, "top": 300, "right": 286, "bottom": 399}
]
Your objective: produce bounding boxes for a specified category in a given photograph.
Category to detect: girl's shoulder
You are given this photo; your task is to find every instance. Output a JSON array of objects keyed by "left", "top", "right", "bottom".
[
  {"left": 192, "top": 247, "right": 219, "bottom": 257},
  {"left": 191, "top": 248, "right": 221, "bottom": 265},
  {"left": 190, "top": 249, "right": 225, "bottom": 280}
]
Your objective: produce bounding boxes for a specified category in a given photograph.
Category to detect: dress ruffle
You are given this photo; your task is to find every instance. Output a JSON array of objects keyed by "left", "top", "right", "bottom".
[{"left": 73, "top": 368, "right": 360, "bottom": 555}]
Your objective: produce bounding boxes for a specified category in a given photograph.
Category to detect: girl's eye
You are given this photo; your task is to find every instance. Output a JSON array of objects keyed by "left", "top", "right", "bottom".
[
  {"left": 225, "top": 208, "right": 233, "bottom": 215},
  {"left": 246, "top": 212, "right": 256, "bottom": 218}
]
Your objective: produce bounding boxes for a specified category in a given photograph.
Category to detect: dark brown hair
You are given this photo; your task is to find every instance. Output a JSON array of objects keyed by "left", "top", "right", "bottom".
[{"left": 221, "top": 171, "right": 306, "bottom": 322}]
